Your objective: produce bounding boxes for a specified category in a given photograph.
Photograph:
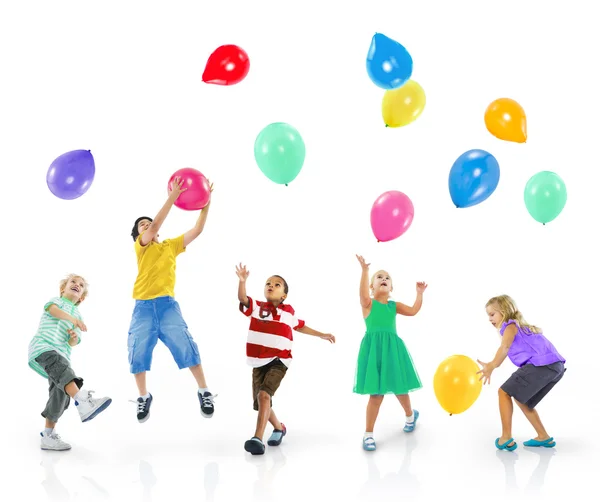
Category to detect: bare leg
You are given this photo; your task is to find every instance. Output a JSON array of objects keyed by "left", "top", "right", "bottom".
[
  {"left": 254, "top": 391, "right": 271, "bottom": 440},
  {"left": 64, "top": 381, "right": 79, "bottom": 399},
  {"left": 366, "top": 395, "right": 384, "bottom": 432},
  {"left": 498, "top": 388, "right": 516, "bottom": 447},
  {"left": 395, "top": 394, "right": 413, "bottom": 417},
  {"left": 45, "top": 418, "right": 57, "bottom": 429},
  {"left": 134, "top": 372, "right": 148, "bottom": 396},
  {"left": 189, "top": 364, "right": 208, "bottom": 389},
  {"left": 268, "top": 408, "right": 283, "bottom": 431},
  {"left": 514, "top": 399, "right": 552, "bottom": 441}
]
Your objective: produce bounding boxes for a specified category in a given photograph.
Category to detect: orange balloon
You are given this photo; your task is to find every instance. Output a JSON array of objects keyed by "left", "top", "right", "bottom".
[{"left": 484, "top": 98, "right": 527, "bottom": 143}]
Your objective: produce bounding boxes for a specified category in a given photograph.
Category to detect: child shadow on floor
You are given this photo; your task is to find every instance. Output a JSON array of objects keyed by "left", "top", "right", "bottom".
[
  {"left": 359, "top": 433, "right": 420, "bottom": 499},
  {"left": 40, "top": 451, "right": 111, "bottom": 501},
  {"left": 496, "top": 446, "right": 556, "bottom": 495},
  {"left": 245, "top": 446, "right": 287, "bottom": 502}
]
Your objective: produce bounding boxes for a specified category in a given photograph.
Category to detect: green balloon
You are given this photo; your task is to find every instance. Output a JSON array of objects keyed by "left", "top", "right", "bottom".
[
  {"left": 523, "top": 171, "right": 567, "bottom": 224},
  {"left": 254, "top": 122, "right": 306, "bottom": 185}
]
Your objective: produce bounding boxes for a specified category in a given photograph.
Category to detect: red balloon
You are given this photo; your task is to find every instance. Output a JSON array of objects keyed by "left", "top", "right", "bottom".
[
  {"left": 168, "top": 168, "right": 211, "bottom": 211},
  {"left": 202, "top": 44, "right": 250, "bottom": 86}
]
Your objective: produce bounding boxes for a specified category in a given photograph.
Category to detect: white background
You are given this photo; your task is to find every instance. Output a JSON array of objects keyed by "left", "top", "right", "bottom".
[{"left": 0, "top": 1, "right": 598, "bottom": 500}]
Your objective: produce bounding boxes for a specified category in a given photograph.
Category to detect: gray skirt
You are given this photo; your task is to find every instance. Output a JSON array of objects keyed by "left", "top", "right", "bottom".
[{"left": 501, "top": 361, "right": 565, "bottom": 409}]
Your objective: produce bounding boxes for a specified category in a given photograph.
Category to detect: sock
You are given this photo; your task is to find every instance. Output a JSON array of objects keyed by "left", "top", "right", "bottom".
[
  {"left": 140, "top": 393, "right": 150, "bottom": 400},
  {"left": 44, "top": 427, "right": 54, "bottom": 436},
  {"left": 406, "top": 413, "right": 414, "bottom": 423},
  {"left": 74, "top": 388, "right": 88, "bottom": 402},
  {"left": 364, "top": 431, "right": 374, "bottom": 439},
  {"left": 198, "top": 388, "right": 209, "bottom": 395}
]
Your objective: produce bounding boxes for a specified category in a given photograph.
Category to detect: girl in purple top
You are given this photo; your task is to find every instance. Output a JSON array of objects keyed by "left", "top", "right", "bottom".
[{"left": 477, "top": 295, "right": 565, "bottom": 451}]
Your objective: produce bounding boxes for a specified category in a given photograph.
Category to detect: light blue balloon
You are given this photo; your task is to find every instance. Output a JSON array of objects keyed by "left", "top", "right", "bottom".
[
  {"left": 366, "top": 33, "right": 413, "bottom": 90},
  {"left": 449, "top": 149, "right": 500, "bottom": 208}
]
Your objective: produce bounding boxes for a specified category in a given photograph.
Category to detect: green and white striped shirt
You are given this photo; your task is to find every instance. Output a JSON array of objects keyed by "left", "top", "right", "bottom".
[{"left": 28, "top": 297, "right": 83, "bottom": 378}]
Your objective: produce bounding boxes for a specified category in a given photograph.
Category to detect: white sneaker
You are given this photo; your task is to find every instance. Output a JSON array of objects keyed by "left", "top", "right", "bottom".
[
  {"left": 40, "top": 432, "right": 71, "bottom": 451},
  {"left": 75, "top": 390, "right": 112, "bottom": 422}
]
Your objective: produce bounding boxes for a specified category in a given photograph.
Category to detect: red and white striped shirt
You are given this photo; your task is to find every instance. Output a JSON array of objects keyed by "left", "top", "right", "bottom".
[{"left": 239, "top": 296, "right": 305, "bottom": 368}]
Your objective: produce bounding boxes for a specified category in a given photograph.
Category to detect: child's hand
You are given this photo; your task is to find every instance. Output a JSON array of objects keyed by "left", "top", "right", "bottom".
[
  {"left": 71, "top": 318, "right": 87, "bottom": 332},
  {"left": 356, "top": 255, "right": 370, "bottom": 270},
  {"left": 320, "top": 333, "right": 336, "bottom": 343},
  {"left": 236, "top": 263, "right": 250, "bottom": 282},
  {"left": 168, "top": 176, "right": 187, "bottom": 199},
  {"left": 476, "top": 359, "right": 493, "bottom": 384},
  {"left": 67, "top": 329, "right": 79, "bottom": 344},
  {"left": 416, "top": 281, "right": 428, "bottom": 293},
  {"left": 203, "top": 180, "right": 214, "bottom": 209}
]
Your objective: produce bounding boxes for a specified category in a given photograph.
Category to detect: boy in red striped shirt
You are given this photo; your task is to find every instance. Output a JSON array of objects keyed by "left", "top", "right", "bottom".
[{"left": 236, "top": 263, "right": 335, "bottom": 455}]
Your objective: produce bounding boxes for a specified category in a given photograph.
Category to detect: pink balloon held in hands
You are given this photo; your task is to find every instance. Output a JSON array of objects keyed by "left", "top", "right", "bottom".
[
  {"left": 168, "top": 168, "right": 211, "bottom": 210},
  {"left": 370, "top": 190, "right": 414, "bottom": 242}
]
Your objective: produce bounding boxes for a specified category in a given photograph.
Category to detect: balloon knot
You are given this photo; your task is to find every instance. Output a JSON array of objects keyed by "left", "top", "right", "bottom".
[
  {"left": 450, "top": 414, "right": 452, "bottom": 416},
  {"left": 385, "top": 124, "right": 389, "bottom": 128},
  {"left": 285, "top": 184, "right": 288, "bottom": 187}
]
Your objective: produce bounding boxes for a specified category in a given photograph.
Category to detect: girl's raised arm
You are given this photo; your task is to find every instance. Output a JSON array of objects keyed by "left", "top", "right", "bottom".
[{"left": 356, "top": 255, "right": 372, "bottom": 309}]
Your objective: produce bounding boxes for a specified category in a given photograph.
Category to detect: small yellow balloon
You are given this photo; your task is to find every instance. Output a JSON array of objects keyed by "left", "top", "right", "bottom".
[
  {"left": 484, "top": 97, "right": 527, "bottom": 143},
  {"left": 381, "top": 80, "right": 426, "bottom": 128},
  {"left": 433, "top": 355, "right": 482, "bottom": 415}
]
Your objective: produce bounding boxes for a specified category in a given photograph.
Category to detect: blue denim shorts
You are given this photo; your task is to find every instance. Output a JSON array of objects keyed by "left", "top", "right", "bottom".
[{"left": 128, "top": 296, "right": 201, "bottom": 374}]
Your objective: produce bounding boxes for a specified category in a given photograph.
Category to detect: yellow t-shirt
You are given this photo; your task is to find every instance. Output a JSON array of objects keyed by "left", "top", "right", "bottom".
[{"left": 132, "top": 233, "right": 186, "bottom": 300}]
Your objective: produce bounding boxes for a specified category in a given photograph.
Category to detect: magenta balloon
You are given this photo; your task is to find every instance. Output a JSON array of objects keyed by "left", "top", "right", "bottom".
[
  {"left": 168, "top": 168, "right": 211, "bottom": 210},
  {"left": 46, "top": 149, "right": 95, "bottom": 200},
  {"left": 370, "top": 190, "right": 414, "bottom": 242}
]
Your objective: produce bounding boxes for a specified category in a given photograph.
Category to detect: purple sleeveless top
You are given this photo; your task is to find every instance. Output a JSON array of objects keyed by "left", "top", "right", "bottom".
[{"left": 500, "top": 320, "right": 565, "bottom": 368}]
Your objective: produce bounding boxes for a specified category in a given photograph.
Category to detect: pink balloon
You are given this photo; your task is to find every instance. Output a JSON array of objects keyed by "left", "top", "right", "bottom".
[
  {"left": 370, "top": 191, "right": 414, "bottom": 242},
  {"left": 168, "top": 168, "right": 211, "bottom": 211}
]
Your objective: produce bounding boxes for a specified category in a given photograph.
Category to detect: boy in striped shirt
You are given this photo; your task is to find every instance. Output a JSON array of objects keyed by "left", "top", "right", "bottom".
[
  {"left": 236, "top": 264, "right": 335, "bottom": 455},
  {"left": 28, "top": 274, "right": 112, "bottom": 451}
]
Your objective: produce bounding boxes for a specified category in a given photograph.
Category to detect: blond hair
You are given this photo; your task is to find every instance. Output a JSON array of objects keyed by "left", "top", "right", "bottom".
[
  {"left": 59, "top": 274, "right": 89, "bottom": 305},
  {"left": 486, "top": 295, "right": 541, "bottom": 333},
  {"left": 370, "top": 270, "right": 393, "bottom": 297}
]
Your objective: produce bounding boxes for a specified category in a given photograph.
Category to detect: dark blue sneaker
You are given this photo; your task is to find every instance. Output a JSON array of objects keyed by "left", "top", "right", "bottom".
[
  {"left": 198, "top": 391, "right": 217, "bottom": 418},
  {"left": 244, "top": 437, "right": 265, "bottom": 455},
  {"left": 134, "top": 394, "right": 152, "bottom": 423}
]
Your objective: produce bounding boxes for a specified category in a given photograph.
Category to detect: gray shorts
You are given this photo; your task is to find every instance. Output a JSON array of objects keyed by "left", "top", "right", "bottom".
[
  {"left": 501, "top": 361, "right": 565, "bottom": 409},
  {"left": 34, "top": 351, "right": 83, "bottom": 422}
]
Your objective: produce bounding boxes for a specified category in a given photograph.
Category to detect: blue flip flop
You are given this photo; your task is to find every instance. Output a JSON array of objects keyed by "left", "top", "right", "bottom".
[
  {"left": 523, "top": 437, "right": 555, "bottom": 448},
  {"left": 495, "top": 438, "right": 518, "bottom": 451}
]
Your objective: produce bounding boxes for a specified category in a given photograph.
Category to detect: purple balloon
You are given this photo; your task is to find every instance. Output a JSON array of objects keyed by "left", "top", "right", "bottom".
[{"left": 47, "top": 149, "right": 95, "bottom": 200}]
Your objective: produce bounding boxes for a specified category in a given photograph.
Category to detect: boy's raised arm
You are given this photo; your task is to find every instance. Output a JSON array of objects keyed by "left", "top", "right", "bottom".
[{"left": 140, "top": 177, "right": 186, "bottom": 246}]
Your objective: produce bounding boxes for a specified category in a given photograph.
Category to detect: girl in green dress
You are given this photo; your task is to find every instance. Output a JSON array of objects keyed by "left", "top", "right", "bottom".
[{"left": 354, "top": 255, "right": 427, "bottom": 451}]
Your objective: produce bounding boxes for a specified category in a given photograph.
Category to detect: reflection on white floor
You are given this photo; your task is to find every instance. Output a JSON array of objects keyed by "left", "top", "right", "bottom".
[
  {"left": 496, "top": 447, "right": 557, "bottom": 496},
  {"left": 10, "top": 393, "right": 598, "bottom": 502},
  {"left": 360, "top": 434, "right": 420, "bottom": 499}
]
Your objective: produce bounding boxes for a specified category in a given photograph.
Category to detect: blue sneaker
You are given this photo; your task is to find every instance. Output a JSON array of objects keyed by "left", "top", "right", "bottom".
[
  {"left": 267, "top": 424, "right": 287, "bottom": 446},
  {"left": 403, "top": 410, "right": 419, "bottom": 433},
  {"left": 244, "top": 437, "right": 265, "bottom": 455},
  {"left": 363, "top": 436, "right": 376, "bottom": 451}
]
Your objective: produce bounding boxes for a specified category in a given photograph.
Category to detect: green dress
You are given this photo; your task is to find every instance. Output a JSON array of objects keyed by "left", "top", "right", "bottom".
[{"left": 354, "top": 300, "right": 422, "bottom": 395}]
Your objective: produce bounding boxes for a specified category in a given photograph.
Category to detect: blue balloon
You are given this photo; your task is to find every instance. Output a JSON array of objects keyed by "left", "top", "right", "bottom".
[
  {"left": 448, "top": 149, "right": 500, "bottom": 208},
  {"left": 366, "top": 33, "right": 413, "bottom": 90},
  {"left": 47, "top": 149, "right": 95, "bottom": 200}
]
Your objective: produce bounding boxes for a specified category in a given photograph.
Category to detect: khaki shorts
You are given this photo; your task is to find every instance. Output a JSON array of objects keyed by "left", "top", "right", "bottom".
[{"left": 252, "top": 359, "right": 287, "bottom": 411}]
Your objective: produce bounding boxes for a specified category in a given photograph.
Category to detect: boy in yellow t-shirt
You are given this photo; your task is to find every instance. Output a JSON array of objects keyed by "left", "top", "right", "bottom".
[{"left": 128, "top": 176, "right": 215, "bottom": 423}]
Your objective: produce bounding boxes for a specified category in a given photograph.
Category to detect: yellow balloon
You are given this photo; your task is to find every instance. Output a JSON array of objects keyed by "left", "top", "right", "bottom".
[
  {"left": 381, "top": 80, "right": 426, "bottom": 128},
  {"left": 433, "top": 355, "right": 482, "bottom": 415},
  {"left": 484, "top": 97, "right": 527, "bottom": 143}
]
